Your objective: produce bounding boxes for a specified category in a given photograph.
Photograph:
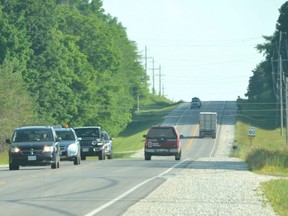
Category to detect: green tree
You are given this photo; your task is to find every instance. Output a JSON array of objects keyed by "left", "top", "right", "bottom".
[
  {"left": 0, "top": 60, "right": 40, "bottom": 142},
  {"left": 244, "top": 2, "right": 288, "bottom": 127},
  {"left": 56, "top": 1, "right": 148, "bottom": 134},
  {"left": 0, "top": 3, "right": 32, "bottom": 72},
  {"left": 0, "top": 0, "right": 150, "bottom": 136}
]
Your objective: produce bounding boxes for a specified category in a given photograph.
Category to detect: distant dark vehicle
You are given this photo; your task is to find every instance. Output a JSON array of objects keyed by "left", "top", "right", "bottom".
[
  {"left": 74, "top": 126, "right": 113, "bottom": 160},
  {"left": 191, "top": 97, "right": 201, "bottom": 109},
  {"left": 5, "top": 126, "right": 61, "bottom": 170},
  {"left": 55, "top": 127, "right": 81, "bottom": 165},
  {"left": 143, "top": 125, "right": 183, "bottom": 161}
]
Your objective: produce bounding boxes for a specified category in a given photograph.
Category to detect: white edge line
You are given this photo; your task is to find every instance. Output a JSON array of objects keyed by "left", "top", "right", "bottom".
[
  {"left": 85, "top": 104, "right": 190, "bottom": 215},
  {"left": 175, "top": 104, "right": 189, "bottom": 127},
  {"left": 84, "top": 158, "right": 190, "bottom": 216},
  {"left": 209, "top": 101, "right": 226, "bottom": 157}
]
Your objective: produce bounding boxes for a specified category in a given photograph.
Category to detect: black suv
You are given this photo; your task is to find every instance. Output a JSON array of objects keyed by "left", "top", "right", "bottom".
[
  {"left": 6, "top": 126, "right": 61, "bottom": 170},
  {"left": 74, "top": 126, "right": 111, "bottom": 160}
]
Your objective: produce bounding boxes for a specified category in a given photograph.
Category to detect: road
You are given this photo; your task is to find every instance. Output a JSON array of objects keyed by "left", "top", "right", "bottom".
[{"left": 0, "top": 101, "right": 237, "bottom": 216}]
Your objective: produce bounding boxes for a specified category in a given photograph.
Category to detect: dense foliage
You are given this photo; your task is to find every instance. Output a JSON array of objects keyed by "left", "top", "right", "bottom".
[
  {"left": 240, "top": 2, "right": 288, "bottom": 128},
  {"left": 0, "top": 0, "right": 149, "bottom": 138}
]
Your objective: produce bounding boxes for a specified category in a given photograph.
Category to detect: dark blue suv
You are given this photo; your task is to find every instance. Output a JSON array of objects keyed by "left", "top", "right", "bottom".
[{"left": 6, "top": 126, "right": 61, "bottom": 170}]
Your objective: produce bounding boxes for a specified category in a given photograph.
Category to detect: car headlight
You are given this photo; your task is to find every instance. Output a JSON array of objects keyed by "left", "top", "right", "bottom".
[
  {"left": 67, "top": 143, "right": 77, "bottom": 154},
  {"left": 92, "top": 140, "right": 97, "bottom": 145},
  {"left": 11, "top": 147, "right": 20, "bottom": 153},
  {"left": 43, "top": 145, "right": 54, "bottom": 152}
]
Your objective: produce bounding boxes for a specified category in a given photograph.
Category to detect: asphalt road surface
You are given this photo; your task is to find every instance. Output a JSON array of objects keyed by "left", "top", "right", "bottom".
[{"left": 0, "top": 101, "right": 236, "bottom": 216}]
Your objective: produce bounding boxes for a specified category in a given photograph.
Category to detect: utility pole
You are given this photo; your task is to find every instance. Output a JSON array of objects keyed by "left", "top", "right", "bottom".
[
  {"left": 145, "top": 46, "right": 147, "bottom": 77},
  {"left": 271, "top": 57, "right": 279, "bottom": 129},
  {"left": 159, "top": 65, "right": 162, "bottom": 96},
  {"left": 144, "top": 46, "right": 153, "bottom": 86},
  {"left": 145, "top": 46, "right": 163, "bottom": 96},
  {"left": 144, "top": 46, "right": 154, "bottom": 91},
  {"left": 137, "top": 94, "right": 140, "bottom": 111},
  {"left": 155, "top": 65, "right": 165, "bottom": 96},
  {"left": 150, "top": 64, "right": 162, "bottom": 95},
  {"left": 152, "top": 58, "right": 155, "bottom": 94},
  {"left": 279, "top": 31, "right": 284, "bottom": 136},
  {"left": 285, "top": 77, "right": 288, "bottom": 145}
]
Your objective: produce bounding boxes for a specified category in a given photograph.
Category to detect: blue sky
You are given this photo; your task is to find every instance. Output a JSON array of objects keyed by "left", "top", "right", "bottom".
[{"left": 102, "top": 0, "right": 286, "bottom": 102}]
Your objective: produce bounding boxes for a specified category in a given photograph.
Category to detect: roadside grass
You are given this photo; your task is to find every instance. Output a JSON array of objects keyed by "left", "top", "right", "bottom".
[
  {"left": 233, "top": 120, "right": 288, "bottom": 176},
  {"left": 261, "top": 179, "right": 288, "bottom": 216},
  {"left": 0, "top": 143, "right": 8, "bottom": 165},
  {"left": 234, "top": 100, "right": 288, "bottom": 216},
  {"left": 0, "top": 151, "right": 8, "bottom": 165},
  {"left": 113, "top": 96, "right": 181, "bottom": 159}
]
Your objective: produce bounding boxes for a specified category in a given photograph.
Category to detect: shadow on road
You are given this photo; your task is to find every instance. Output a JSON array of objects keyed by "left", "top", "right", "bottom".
[{"left": 188, "top": 159, "right": 248, "bottom": 171}]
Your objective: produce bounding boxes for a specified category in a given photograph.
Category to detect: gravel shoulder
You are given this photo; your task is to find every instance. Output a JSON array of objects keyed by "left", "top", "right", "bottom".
[{"left": 123, "top": 124, "right": 280, "bottom": 216}]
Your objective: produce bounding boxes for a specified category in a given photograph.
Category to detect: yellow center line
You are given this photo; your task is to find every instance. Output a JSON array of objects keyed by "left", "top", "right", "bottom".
[{"left": 186, "top": 124, "right": 199, "bottom": 151}]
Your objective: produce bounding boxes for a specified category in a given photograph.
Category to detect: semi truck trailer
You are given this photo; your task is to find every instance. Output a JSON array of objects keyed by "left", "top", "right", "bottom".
[{"left": 199, "top": 112, "right": 217, "bottom": 138}]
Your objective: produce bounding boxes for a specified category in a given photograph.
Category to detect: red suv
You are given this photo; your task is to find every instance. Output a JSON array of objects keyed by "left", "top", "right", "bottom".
[{"left": 143, "top": 125, "right": 183, "bottom": 160}]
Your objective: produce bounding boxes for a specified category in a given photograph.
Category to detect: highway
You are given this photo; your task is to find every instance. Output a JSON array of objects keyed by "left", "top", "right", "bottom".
[{"left": 0, "top": 101, "right": 237, "bottom": 216}]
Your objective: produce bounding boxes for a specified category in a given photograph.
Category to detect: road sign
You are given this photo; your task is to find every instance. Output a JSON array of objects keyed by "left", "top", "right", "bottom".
[{"left": 248, "top": 127, "right": 256, "bottom": 137}]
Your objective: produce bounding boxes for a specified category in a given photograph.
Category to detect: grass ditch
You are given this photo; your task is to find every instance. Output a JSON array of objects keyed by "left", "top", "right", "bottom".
[
  {"left": 235, "top": 100, "right": 288, "bottom": 216},
  {"left": 0, "top": 151, "right": 7, "bottom": 165},
  {"left": 261, "top": 179, "right": 288, "bottom": 216},
  {"left": 233, "top": 121, "right": 288, "bottom": 176}
]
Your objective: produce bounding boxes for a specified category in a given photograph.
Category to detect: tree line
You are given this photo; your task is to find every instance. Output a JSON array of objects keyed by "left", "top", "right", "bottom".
[
  {"left": 0, "top": 0, "right": 149, "bottom": 142},
  {"left": 240, "top": 1, "right": 288, "bottom": 128}
]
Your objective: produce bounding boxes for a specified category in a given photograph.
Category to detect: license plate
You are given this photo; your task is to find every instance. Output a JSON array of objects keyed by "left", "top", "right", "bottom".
[
  {"left": 157, "top": 149, "right": 168, "bottom": 152},
  {"left": 82, "top": 148, "right": 89, "bottom": 152},
  {"left": 28, "top": 155, "right": 36, "bottom": 161}
]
